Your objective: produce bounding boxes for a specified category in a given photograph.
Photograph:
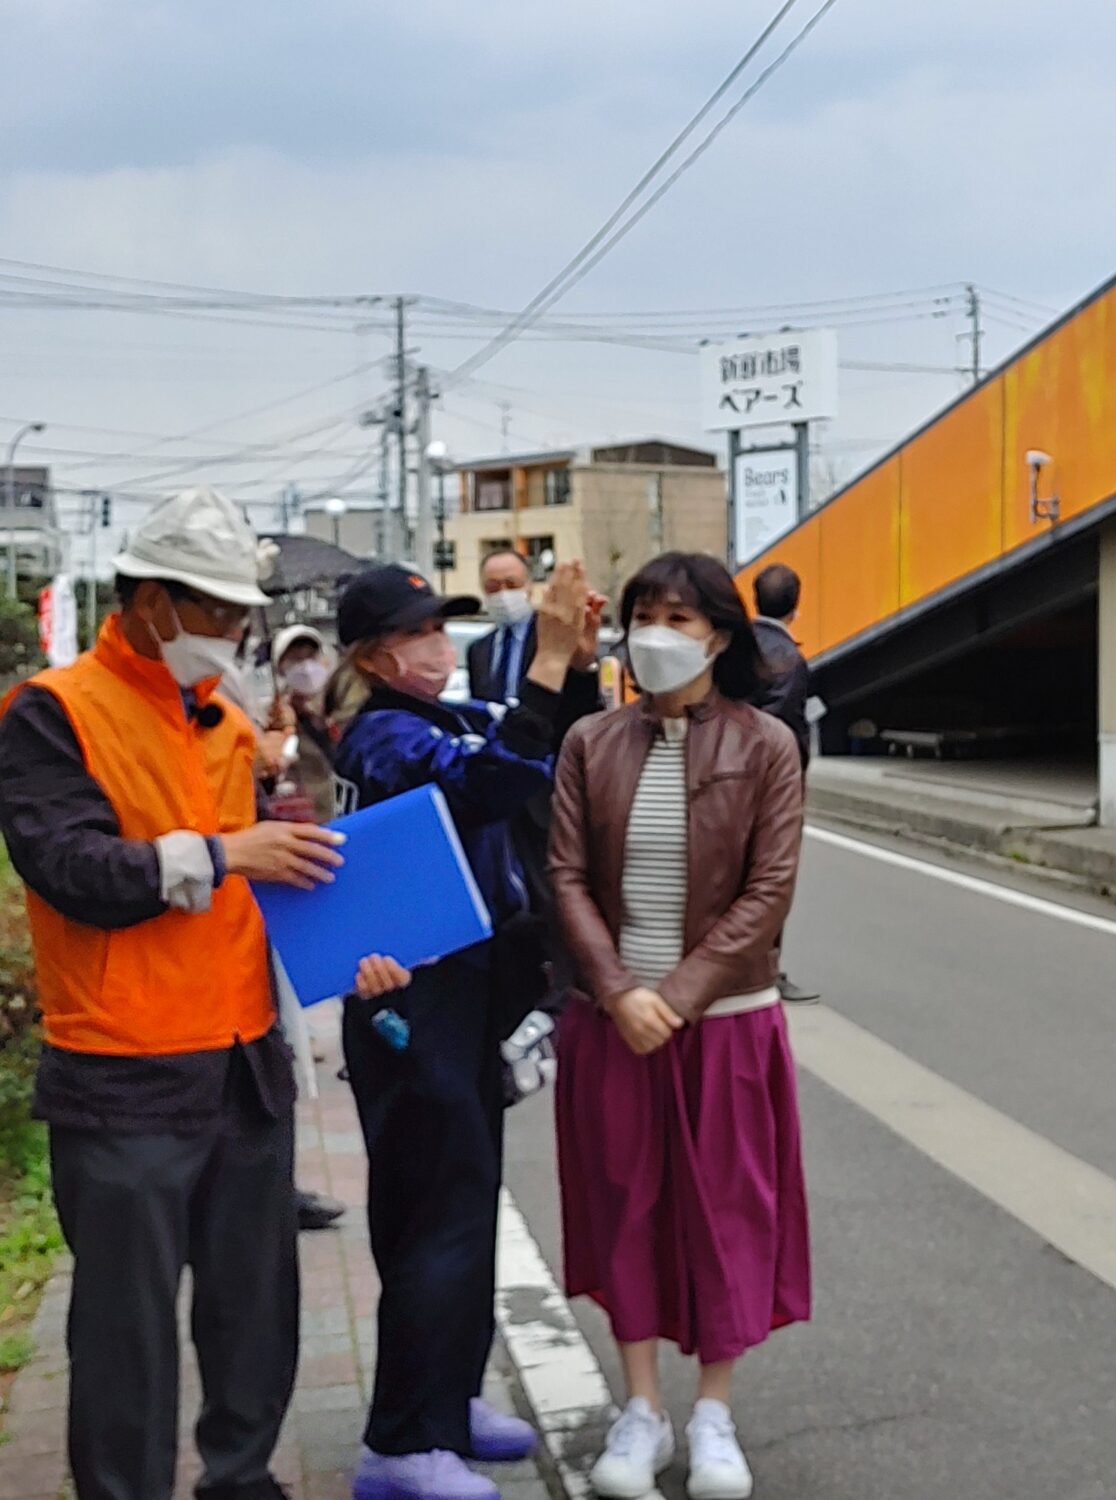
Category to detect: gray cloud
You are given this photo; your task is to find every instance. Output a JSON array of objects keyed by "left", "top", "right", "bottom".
[{"left": 3, "top": 0, "right": 1116, "bottom": 506}]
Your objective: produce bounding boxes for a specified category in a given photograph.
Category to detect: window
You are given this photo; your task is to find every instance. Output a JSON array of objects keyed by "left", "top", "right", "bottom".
[
  {"left": 523, "top": 535, "right": 556, "bottom": 577},
  {"left": 544, "top": 468, "right": 571, "bottom": 506},
  {"left": 474, "top": 470, "right": 512, "bottom": 511}
]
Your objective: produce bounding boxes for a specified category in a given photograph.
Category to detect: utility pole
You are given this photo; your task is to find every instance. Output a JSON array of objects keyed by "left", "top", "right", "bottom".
[
  {"left": 394, "top": 296, "right": 409, "bottom": 558},
  {"left": 414, "top": 366, "right": 435, "bottom": 580},
  {"left": 965, "top": 283, "right": 983, "bottom": 385},
  {"left": 499, "top": 401, "right": 512, "bottom": 453},
  {"left": 376, "top": 422, "right": 389, "bottom": 560}
]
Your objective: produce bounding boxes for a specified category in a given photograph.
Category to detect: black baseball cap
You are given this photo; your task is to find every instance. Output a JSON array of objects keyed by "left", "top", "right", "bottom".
[{"left": 337, "top": 564, "right": 480, "bottom": 647}]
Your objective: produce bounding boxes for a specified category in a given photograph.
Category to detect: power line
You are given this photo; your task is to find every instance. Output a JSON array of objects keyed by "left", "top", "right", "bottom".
[
  {"left": 978, "top": 284, "right": 1058, "bottom": 319},
  {"left": 420, "top": 284, "right": 963, "bottom": 326},
  {"left": 442, "top": 0, "right": 844, "bottom": 388},
  {"left": 49, "top": 359, "right": 384, "bottom": 476}
]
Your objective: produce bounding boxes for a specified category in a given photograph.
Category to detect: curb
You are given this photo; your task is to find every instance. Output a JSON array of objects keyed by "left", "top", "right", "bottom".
[{"left": 807, "top": 784, "right": 1116, "bottom": 898}]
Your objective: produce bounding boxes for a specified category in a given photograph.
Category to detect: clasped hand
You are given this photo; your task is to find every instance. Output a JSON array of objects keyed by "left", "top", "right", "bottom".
[{"left": 611, "top": 986, "right": 684, "bottom": 1055}]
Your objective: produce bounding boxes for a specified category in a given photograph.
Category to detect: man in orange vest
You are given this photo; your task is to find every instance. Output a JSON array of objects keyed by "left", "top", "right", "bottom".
[{"left": 0, "top": 487, "right": 354, "bottom": 1500}]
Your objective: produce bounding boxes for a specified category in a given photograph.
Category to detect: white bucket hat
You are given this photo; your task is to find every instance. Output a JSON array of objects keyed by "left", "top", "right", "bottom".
[
  {"left": 272, "top": 623, "right": 326, "bottom": 670},
  {"left": 114, "top": 485, "right": 269, "bottom": 607}
]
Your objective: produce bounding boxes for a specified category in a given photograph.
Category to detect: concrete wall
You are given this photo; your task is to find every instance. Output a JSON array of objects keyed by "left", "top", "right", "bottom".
[
  {"left": 304, "top": 509, "right": 381, "bottom": 559},
  {"left": 577, "top": 464, "right": 727, "bottom": 608},
  {"left": 439, "top": 462, "right": 726, "bottom": 607}
]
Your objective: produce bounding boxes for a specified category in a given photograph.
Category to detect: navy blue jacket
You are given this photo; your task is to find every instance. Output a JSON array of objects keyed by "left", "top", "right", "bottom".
[{"left": 333, "top": 681, "right": 562, "bottom": 929}]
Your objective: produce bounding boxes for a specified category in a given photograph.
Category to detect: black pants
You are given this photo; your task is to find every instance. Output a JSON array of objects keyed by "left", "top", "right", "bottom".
[
  {"left": 343, "top": 957, "right": 503, "bottom": 1457},
  {"left": 49, "top": 1103, "right": 298, "bottom": 1500}
]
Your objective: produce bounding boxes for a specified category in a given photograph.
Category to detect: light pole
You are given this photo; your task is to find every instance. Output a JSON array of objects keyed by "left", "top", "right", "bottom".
[
  {"left": 6, "top": 422, "right": 46, "bottom": 597},
  {"left": 425, "top": 440, "right": 452, "bottom": 594},
  {"left": 324, "top": 496, "right": 348, "bottom": 550}
]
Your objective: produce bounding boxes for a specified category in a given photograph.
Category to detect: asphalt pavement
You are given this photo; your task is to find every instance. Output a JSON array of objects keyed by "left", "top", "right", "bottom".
[{"left": 502, "top": 819, "right": 1116, "bottom": 1500}]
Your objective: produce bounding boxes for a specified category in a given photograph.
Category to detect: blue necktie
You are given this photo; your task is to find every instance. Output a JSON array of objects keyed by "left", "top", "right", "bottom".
[{"left": 492, "top": 628, "right": 511, "bottom": 702}]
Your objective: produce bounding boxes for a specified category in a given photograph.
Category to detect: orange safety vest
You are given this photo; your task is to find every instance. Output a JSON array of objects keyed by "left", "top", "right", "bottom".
[{"left": 2, "top": 614, "right": 274, "bottom": 1056}]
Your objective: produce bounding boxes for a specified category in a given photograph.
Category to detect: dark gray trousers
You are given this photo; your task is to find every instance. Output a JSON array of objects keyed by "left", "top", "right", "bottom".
[{"left": 49, "top": 1107, "right": 298, "bottom": 1500}]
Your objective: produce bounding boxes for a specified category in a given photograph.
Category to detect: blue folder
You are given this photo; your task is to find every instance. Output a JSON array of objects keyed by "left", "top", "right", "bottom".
[{"left": 252, "top": 785, "right": 493, "bottom": 1007}]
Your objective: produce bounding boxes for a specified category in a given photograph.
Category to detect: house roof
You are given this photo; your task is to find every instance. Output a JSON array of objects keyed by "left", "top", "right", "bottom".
[{"left": 453, "top": 437, "right": 717, "bottom": 473}]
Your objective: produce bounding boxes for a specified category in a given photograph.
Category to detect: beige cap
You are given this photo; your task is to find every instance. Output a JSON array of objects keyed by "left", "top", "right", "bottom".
[
  {"left": 114, "top": 485, "right": 269, "bottom": 607},
  {"left": 272, "top": 624, "right": 326, "bottom": 669}
]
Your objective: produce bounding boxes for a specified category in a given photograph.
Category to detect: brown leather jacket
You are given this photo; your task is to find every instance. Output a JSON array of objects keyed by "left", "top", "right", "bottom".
[{"left": 548, "top": 691, "right": 803, "bottom": 1024}]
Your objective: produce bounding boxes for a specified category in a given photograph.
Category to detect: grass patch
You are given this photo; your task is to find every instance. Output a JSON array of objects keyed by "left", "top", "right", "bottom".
[
  {"left": 0, "top": 847, "right": 62, "bottom": 1420},
  {"left": 0, "top": 1335, "right": 34, "bottom": 1374}
]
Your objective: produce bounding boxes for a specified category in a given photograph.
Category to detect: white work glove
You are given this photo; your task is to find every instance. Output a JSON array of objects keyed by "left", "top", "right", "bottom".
[{"left": 501, "top": 1009, "right": 557, "bottom": 1107}]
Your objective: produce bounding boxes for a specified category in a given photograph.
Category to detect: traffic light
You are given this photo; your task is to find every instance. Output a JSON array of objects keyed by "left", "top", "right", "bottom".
[{"left": 100, "top": 495, "right": 112, "bottom": 528}]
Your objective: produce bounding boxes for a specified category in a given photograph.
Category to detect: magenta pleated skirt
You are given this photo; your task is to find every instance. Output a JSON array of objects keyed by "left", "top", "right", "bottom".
[{"left": 556, "top": 1000, "right": 811, "bottom": 1365}]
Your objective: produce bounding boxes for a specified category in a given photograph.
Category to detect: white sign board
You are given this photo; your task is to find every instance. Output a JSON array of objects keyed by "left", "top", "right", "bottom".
[
  {"left": 734, "top": 451, "right": 797, "bottom": 564},
  {"left": 702, "top": 328, "right": 838, "bottom": 432}
]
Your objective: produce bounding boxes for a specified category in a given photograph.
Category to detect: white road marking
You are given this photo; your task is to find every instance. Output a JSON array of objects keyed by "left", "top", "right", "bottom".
[
  {"left": 496, "top": 1188, "right": 616, "bottom": 1499},
  {"left": 497, "top": 830, "right": 1116, "bottom": 1487},
  {"left": 787, "top": 1004, "right": 1116, "bottom": 1292},
  {"left": 805, "top": 824, "right": 1116, "bottom": 939}
]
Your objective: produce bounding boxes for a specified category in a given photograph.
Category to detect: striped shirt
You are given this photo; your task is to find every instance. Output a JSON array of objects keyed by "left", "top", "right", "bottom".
[{"left": 619, "top": 719, "right": 689, "bottom": 987}]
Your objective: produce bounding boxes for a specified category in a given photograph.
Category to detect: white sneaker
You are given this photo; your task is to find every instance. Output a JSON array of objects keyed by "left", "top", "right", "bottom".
[
  {"left": 590, "top": 1397, "right": 675, "bottom": 1498},
  {"left": 686, "top": 1400, "right": 753, "bottom": 1500}
]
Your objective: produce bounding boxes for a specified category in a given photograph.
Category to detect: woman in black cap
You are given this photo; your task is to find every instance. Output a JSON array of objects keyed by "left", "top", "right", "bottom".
[{"left": 333, "top": 560, "right": 591, "bottom": 1500}]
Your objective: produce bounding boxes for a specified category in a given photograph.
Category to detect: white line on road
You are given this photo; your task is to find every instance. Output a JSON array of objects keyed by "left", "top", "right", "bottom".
[
  {"left": 806, "top": 824, "right": 1116, "bottom": 939},
  {"left": 787, "top": 1004, "right": 1116, "bottom": 1293},
  {"left": 496, "top": 1189, "right": 616, "bottom": 1500}
]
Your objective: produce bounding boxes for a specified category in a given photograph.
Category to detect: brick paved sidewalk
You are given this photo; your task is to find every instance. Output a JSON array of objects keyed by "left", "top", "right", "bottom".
[{"left": 0, "top": 1003, "right": 553, "bottom": 1500}]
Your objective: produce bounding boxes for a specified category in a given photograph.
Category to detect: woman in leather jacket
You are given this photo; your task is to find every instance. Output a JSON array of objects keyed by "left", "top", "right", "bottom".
[{"left": 549, "top": 552, "right": 810, "bottom": 1500}]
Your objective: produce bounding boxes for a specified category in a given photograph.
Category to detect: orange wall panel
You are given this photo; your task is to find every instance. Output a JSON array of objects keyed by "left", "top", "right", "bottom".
[
  {"left": 737, "top": 521, "right": 823, "bottom": 659},
  {"left": 1002, "top": 294, "right": 1116, "bottom": 554},
  {"left": 899, "top": 379, "right": 1004, "bottom": 605},
  {"left": 817, "top": 457, "right": 900, "bottom": 650},
  {"left": 735, "top": 277, "right": 1116, "bottom": 662}
]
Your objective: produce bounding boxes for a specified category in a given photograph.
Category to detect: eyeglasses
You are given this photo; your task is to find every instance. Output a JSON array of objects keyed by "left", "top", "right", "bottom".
[{"left": 167, "top": 585, "right": 250, "bottom": 633}]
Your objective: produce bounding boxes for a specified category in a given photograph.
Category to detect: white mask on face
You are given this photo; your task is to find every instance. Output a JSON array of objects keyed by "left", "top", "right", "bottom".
[
  {"left": 487, "top": 588, "right": 532, "bottom": 628},
  {"left": 153, "top": 606, "right": 240, "bottom": 689},
  {"left": 284, "top": 659, "right": 329, "bottom": 697},
  {"left": 626, "top": 624, "right": 717, "bottom": 696}
]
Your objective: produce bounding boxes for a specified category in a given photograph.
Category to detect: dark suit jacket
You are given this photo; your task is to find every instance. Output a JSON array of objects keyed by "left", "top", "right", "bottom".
[
  {"left": 468, "top": 614, "right": 600, "bottom": 998},
  {"left": 751, "top": 616, "right": 811, "bottom": 769},
  {"left": 467, "top": 617, "right": 538, "bottom": 704}
]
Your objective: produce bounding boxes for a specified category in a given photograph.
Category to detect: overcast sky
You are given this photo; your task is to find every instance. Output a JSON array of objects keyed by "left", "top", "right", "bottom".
[{"left": 3, "top": 0, "right": 1115, "bottom": 540}]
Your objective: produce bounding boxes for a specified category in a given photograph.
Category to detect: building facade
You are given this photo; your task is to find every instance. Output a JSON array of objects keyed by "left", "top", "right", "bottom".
[
  {"left": 0, "top": 466, "right": 64, "bottom": 578},
  {"left": 440, "top": 440, "right": 727, "bottom": 608}
]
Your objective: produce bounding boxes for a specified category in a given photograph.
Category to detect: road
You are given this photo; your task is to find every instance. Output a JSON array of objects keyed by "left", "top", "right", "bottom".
[{"left": 501, "top": 821, "right": 1116, "bottom": 1500}]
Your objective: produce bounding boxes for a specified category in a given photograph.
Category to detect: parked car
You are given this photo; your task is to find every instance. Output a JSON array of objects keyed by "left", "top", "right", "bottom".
[{"left": 442, "top": 618, "right": 492, "bottom": 704}]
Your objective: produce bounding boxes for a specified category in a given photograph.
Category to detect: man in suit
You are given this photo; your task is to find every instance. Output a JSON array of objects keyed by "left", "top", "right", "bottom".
[
  {"left": 751, "top": 562, "right": 820, "bottom": 1004},
  {"left": 467, "top": 547, "right": 538, "bottom": 704},
  {"left": 469, "top": 550, "right": 604, "bottom": 1078}
]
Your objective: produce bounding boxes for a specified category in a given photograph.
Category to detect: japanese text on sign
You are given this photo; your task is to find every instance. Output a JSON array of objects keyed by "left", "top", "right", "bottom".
[{"left": 701, "top": 329, "right": 837, "bottom": 433}]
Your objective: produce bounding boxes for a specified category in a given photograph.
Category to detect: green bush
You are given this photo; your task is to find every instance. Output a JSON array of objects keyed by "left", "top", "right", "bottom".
[
  {"left": 0, "top": 594, "right": 43, "bottom": 682},
  {"left": 0, "top": 846, "right": 41, "bottom": 1178},
  {"left": 0, "top": 1032, "right": 42, "bottom": 1181}
]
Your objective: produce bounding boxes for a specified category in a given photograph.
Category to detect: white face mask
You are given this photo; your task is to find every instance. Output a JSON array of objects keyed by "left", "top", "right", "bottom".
[
  {"left": 627, "top": 624, "right": 717, "bottom": 696},
  {"left": 284, "top": 659, "right": 329, "bottom": 697},
  {"left": 153, "top": 607, "right": 240, "bottom": 689},
  {"left": 487, "top": 587, "right": 532, "bottom": 628}
]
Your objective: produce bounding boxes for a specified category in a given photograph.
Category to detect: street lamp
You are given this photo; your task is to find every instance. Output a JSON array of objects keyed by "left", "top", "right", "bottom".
[
  {"left": 323, "top": 496, "right": 348, "bottom": 550},
  {"left": 425, "top": 440, "right": 452, "bottom": 595},
  {"left": 6, "top": 421, "right": 46, "bottom": 597}
]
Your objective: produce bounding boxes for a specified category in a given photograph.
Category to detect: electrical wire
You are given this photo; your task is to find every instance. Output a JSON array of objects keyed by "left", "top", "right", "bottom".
[
  {"left": 48, "top": 359, "right": 385, "bottom": 476},
  {"left": 443, "top": 0, "right": 844, "bottom": 388}
]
